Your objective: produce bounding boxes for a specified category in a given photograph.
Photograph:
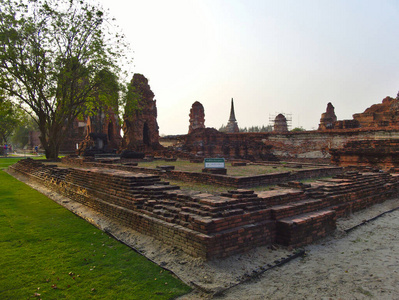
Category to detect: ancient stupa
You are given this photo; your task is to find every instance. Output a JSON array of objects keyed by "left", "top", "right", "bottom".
[
  {"left": 188, "top": 101, "right": 205, "bottom": 134},
  {"left": 225, "top": 98, "right": 239, "bottom": 133}
]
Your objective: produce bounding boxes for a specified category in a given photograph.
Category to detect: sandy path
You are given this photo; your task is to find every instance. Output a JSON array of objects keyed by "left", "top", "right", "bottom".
[
  {"left": 211, "top": 208, "right": 399, "bottom": 300},
  {"left": 7, "top": 169, "right": 399, "bottom": 299}
]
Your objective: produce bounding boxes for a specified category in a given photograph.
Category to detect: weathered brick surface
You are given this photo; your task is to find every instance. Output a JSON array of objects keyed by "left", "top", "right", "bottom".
[
  {"left": 10, "top": 159, "right": 399, "bottom": 259},
  {"left": 276, "top": 210, "right": 336, "bottom": 247},
  {"left": 330, "top": 139, "right": 399, "bottom": 170},
  {"left": 171, "top": 127, "right": 399, "bottom": 163}
]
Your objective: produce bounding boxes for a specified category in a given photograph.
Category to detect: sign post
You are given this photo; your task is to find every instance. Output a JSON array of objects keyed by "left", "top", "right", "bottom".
[
  {"left": 203, "top": 158, "right": 227, "bottom": 174},
  {"left": 204, "top": 158, "right": 225, "bottom": 169}
]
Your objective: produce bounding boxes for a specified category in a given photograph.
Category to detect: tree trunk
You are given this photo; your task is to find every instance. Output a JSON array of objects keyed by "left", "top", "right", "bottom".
[
  {"left": 45, "top": 141, "right": 60, "bottom": 159},
  {"left": 39, "top": 130, "right": 62, "bottom": 159}
]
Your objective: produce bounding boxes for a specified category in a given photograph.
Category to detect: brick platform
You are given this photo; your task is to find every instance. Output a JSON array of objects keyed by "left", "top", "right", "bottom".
[
  {"left": 10, "top": 159, "right": 399, "bottom": 259},
  {"left": 60, "top": 156, "right": 343, "bottom": 188}
]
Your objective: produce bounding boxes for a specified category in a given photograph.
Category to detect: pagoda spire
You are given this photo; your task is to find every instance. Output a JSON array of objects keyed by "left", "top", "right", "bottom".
[
  {"left": 225, "top": 98, "right": 239, "bottom": 133},
  {"left": 229, "top": 98, "right": 236, "bottom": 122}
]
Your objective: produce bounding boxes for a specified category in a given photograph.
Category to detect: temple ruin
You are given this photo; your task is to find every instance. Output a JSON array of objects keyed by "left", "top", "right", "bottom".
[
  {"left": 353, "top": 96, "right": 399, "bottom": 127},
  {"left": 273, "top": 114, "right": 288, "bottom": 133},
  {"left": 121, "top": 74, "right": 162, "bottom": 152},
  {"left": 225, "top": 98, "right": 239, "bottom": 133},
  {"left": 188, "top": 101, "right": 205, "bottom": 134},
  {"left": 77, "top": 107, "right": 122, "bottom": 156},
  {"left": 317, "top": 95, "right": 399, "bottom": 131},
  {"left": 180, "top": 127, "right": 277, "bottom": 161},
  {"left": 10, "top": 156, "right": 399, "bottom": 259},
  {"left": 318, "top": 102, "right": 337, "bottom": 130},
  {"left": 17, "top": 75, "right": 399, "bottom": 260}
]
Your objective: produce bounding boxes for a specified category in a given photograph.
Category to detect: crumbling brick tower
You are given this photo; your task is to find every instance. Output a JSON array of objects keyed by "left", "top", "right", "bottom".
[
  {"left": 188, "top": 101, "right": 205, "bottom": 134},
  {"left": 318, "top": 102, "right": 337, "bottom": 130},
  {"left": 353, "top": 96, "right": 399, "bottom": 127},
  {"left": 77, "top": 107, "right": 122, "bottom": 156},
  {"left": 274, "top": 113, "right": 288, "bottom": 133},
  {"left": 121, "top": 74, "right": 162, "bottom": 152}
]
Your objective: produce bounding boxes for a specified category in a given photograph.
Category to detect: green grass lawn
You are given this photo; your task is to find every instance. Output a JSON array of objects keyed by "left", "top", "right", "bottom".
[
  {"left": 135, "top": 160, "right": 296, "bottom": 193},
  {"left": 0, "top": 159, "right": 191, "bottom": 299},
  {"left": 0, "top": 157, "right": 24, "bottom": 169}
]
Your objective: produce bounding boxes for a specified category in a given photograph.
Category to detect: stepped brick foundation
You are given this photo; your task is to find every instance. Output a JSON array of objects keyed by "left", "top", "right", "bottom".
[
  {"left": 60, "top": 156, "right": 342, "bottom": 188},
  {"left": 10, "top": 159, "right": 399, "bottom": 259}
]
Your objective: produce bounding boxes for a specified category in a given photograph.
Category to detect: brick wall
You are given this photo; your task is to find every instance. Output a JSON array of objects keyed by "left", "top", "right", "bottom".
[
  {"left": 61, "top": 156, "right": 342, "bottom": 188},
  {"left": 10, "top": 159, "right": 399, "bottom": 259}
]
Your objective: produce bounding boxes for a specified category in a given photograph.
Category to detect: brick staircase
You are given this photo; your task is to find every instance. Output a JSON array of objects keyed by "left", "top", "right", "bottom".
[
  {"left": 9, "top": 159, "right": 399, "bottom": 259},
  {"left": 263, "top": 171, "right": 399, "bottom": 247}
]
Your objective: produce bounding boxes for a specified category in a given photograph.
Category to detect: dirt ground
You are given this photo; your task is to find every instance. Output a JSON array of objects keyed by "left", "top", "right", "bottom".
[{"left": 8, "top": 169, "right": 399, "bottom": 299}]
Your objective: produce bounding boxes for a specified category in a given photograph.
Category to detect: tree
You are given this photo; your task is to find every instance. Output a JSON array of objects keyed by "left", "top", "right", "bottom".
[
  {"left": 291, "top": 127, "right": 306, "bottom": 132},
  {"left": 0, "top": 0, "right": 130, "bottom": 158},
  {"left": 0, "top": 98, "right": 23, "bottom": 144},
  {"left": 10, "top": 110, "right": 38, "bottom": 149}
]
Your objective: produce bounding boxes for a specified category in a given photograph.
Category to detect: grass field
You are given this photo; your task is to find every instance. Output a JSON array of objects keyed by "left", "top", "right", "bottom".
[
  {"left": 0, "top": 157, "right": 23, "bottom": 169},
  {"left": 0, "top": 158, "right": 191, "bottom": 299},
  {"left": 136, "top": 160, "right": 306, "bottom": 193}
]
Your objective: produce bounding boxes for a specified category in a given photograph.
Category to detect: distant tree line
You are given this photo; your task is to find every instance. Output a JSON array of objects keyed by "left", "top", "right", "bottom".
[
  {"left": 240, "top": 125, "right": 273, "bottom": 132},
  {"left": 219, "top": 124, "right": 273, "bottom": 132},
  {"left": 218, "top": 124, "right": 307, "bottom": 133}
]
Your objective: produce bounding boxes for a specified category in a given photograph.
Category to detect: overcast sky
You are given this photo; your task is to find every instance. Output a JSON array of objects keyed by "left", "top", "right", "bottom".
[{"left": 97, "top": 0, "right": 399, "bottom": 135}]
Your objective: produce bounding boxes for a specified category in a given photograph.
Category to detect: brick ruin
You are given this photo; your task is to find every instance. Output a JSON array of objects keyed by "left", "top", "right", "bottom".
[
  {"left": 167, "top": 127, "right": 399, "bottom": 165},
  {"left": 318, "top": 95, "right": 399, "bottom": 168},
  {"left": 26, "top": 68, "right": 399, "bottom": 170},
  {"left": 188, "top": 101, "right": 205, "bottom": 134},
  {"left": 121, "top": 74, "right": 162, "bottom": 152},
  {"left": 33, "top": 73, "right": 162, "bottom": 156},
  {"left": 60, "top": 155, "right": 342, "bottom": 188},
  {"left": 353, "top": 96, "right": 399, "bottom": 128},
  {"left": 318, "top": 102, "right": 337, "bottom": 130},
  {"left": 170, "top": 92, "right": 399, "bottom": 166},
  {"left": 330, "top": 139, "right": 399, "bottom": 170},
  {"left": 180, "top": 128, "right": 278, "bottom": 161},
  {"left": 56, "top": 119, "right": 87, "bottom": 153},
  {"left": 10, "top": 158, "right": 399, "bottom": 259},
  {"left": 77, "top": 107, "right": 122, "bottom": 156},
  {"left": 318, "top": 95, "right": 399, "bottom": 131},
  {"left": 273, "top": 114, "right": 288, "bottom": 133},
  {"left": 13, "top": 91, "right": 399, "bottom": 260}
]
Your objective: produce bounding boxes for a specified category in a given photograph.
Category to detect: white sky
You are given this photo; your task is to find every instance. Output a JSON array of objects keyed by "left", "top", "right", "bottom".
[{"left": 98, "top": 0, "right": 399, "bottom": 135}]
